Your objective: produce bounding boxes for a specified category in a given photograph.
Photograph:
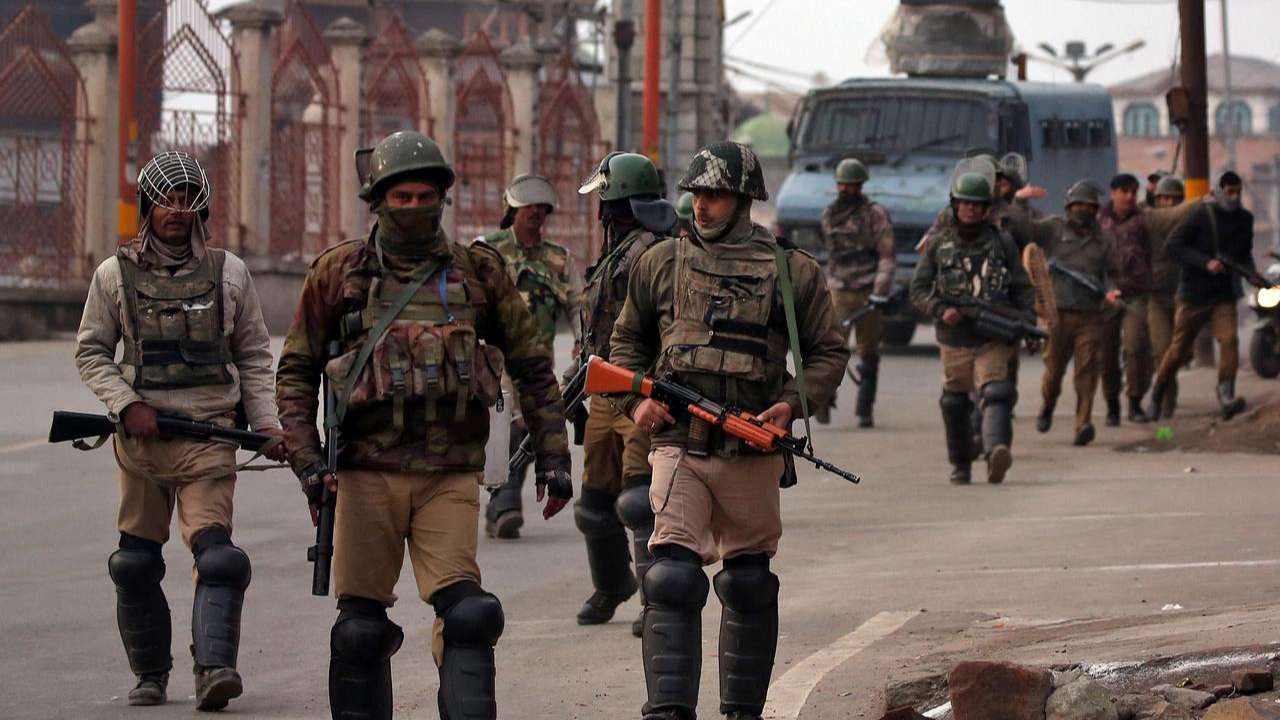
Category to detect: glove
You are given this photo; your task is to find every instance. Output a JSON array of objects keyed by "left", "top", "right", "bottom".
[
  {"left": 534, "top": 454, "right": 573, "bottom": 501},
  {"left": 297, "top": 463, "right": 328, "bottom": 507}
]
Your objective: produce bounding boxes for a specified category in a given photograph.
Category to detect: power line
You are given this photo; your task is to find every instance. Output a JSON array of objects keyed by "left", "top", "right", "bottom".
[{"left": 726, "top": 0, "right": 779, "bottom": 52}]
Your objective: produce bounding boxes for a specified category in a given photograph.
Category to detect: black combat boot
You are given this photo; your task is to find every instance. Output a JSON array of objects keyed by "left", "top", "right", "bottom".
[
  {"left": 1036, "top": 401, "right": 1055, "bottom": 434},
  {"left": 190, "top": 529, "right": 251, "bottom": 711},
  {"left": 940, "top": 392, "right": 973, "bottom": 485},
  {"left": 1149, "top": 378, "right": 1171, "bottom": 421},
  {"left": 108, "top": 535, "right": 173, "bottom": 707},
  {"left": 1073, "top": 423, "right": 1096, "bottom": 447},
  {"left": 980, "top": 381, "right": 1016, "bottom": 484},
  {"left": 1218, "top": 381, "right": 1246, "bottom": 420},
  {"left": 485, "top": 422, "right": 529, "bottom": 539},
  {"left": 642, "top": 547, "right": 708, "bottom": 720},
  {"left": 1127, "top": 397, "right": 1150, "bottom": 423},
  {"left": 714, "top": 555, "right": 778, "bottom": 720},
  {"left": 1105, "top": 395, "right": 1121, "bottom": 427},
  {"left": 574, "top": 488, "right": 637, "bottom": 625},
  {"left": 855, "top": 355, "right": 879, "bottom": 428}
]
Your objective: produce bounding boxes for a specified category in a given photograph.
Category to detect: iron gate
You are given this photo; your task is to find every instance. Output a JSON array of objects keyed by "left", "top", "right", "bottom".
[
  {"left": 537, "top": 52, "right": 603, "bottom": 268},
  {"left": 362, "top": 11, "right": 426, "bottom": 145},
  {"left": 453, "top": 31, "right": 512, "bottom": 242}
]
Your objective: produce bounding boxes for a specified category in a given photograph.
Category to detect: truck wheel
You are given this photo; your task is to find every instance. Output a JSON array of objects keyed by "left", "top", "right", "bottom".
[
  {"left": 883, "top": 320, "right": 917, "bottom": 347},
  {"left": 1249, "top": 325, "right": 1280, "bottom": 379}
]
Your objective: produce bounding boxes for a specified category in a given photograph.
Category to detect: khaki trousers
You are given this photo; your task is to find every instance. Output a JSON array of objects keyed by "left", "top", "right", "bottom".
[
  {"left": 1155, "top": 300, "right": 1240, "bottom": 384},
  {"left": 940, "top": 342, "right": 1016, "bottom": 394},
  {"left": 114, "top": 434, "right": 236, "bottom": 548},
  {"left": 648, "top": 446, "right": 784, "bottom": 565},
  {"left": 833, "top": 289, "right": 883, "bottom": 360},
  {"left": 1148, "top": 291, "right": 1177, "bottom": 372},
  {"left": 1041, "top": 309, "right": 1103, "bottom": 430},
  {"left": 582, "top": 394, "right": 652, "bottom": 493},
  {"left": 1100, "top": 295, "right": 1154, "bottom": 401}
]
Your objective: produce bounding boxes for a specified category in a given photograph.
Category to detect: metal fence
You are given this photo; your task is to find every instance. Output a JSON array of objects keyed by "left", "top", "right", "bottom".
[
  {"left": 453, "top": 30, "right": 512, "bottom": 242},
  {"left": 537, "top": 52, "right": 602, "bottom": 268},
  {"left": 0, "top": 4, "right": 89, "bottom": 288},
  {"left": 362, "top": 11, "right": 426, "bottom": 145}
]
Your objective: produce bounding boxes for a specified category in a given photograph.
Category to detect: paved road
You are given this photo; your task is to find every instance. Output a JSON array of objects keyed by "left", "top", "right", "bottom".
[{"left": 1, "top": 330, "right": 1277, "bottom": 719}]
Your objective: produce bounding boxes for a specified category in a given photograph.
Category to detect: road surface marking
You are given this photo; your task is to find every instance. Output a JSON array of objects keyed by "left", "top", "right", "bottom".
[
  {"left": 855, "top": 512, "right": 1204, "bottom": 531},
  {"left": 870, "top": 559, "right": 1280, "bottom": 578},
  {"left": 0, "top": 438, "right": 44, "bottom": 455},
  {"left": 765, "top": 610, "right": 919, "bottom": 720}
]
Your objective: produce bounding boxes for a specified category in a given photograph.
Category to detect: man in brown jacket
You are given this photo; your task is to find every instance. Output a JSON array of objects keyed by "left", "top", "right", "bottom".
[{"left": 74, "top": 151, "right": 285, "bottom": 710}]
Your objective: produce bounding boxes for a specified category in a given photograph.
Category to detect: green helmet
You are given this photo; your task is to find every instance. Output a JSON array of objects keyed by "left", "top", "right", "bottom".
[
  {"left": 951, "top": 172, "right": 994, "bottom": 203},
  {"left": 1155, "top": 175, "right": 1186, "bottom": 198},
  {"left": 676, "top": 191, "right": 695, "bottom": 220},
  {"left": 834, "top": 158, "right": 869, "bottom": 184},
  {"left": 678, "top": 141, "right": 768, "bottom": 201},
  {"left": 1065, "top": 180, "right": 1104, "bottom": 209},
  {"left": 577, "top": 152, "right": 663, "bottom": 201},
  {"left": 997, "top": 152, "right": 1028, "bottom": 188},
  {"left": 357, "top": 131, "right": 455, "bottom": 203}
]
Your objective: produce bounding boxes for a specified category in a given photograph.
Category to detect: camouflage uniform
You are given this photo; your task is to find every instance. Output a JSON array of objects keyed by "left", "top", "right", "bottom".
[
  {"left": 610, "top": 142, "right": 848, "bottom": 720},
  {"left": 275, "top": 131, "right": 570, "bottom": 720}
]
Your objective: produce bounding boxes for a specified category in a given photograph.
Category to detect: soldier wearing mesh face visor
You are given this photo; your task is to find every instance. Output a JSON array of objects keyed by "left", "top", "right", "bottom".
[{"left": 73, "top": 151, "right": 285, "bottom": 710}]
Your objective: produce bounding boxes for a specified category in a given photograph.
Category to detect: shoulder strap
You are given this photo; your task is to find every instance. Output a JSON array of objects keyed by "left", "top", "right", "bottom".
[
  {"left": 326, "top": 259, "right": 442, "bottom": 428},
  {"left": 773, "top": 245, "right": 813, "bottom": 452},
  {"left": 209, "top": 249, "right": 227, "bottom": 340}
]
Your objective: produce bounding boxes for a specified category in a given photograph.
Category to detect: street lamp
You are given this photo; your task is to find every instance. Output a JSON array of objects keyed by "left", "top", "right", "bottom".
[{"left": 1031, "top": 39, "right": 1146, "bottom": 83}]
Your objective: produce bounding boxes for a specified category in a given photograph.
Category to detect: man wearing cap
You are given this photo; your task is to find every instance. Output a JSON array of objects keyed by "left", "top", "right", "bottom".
[
  {"left": 1095, "top": 173, "right": 1150, "bottom": 425},
  {"left": 74, "top": 151, "right": 286, "bottom": 710},
  {"left": 1033, "top": 181, "right": 1123, "bottom": 447},
  {"left": 275, "top": 131, "right": 572, "bottom": 719},
  {"left": 480, "top": 174, "right": 583, "bottom": 540},
  {"left": 1150, "top": 171, "right": 1258, "bottom": 421},
  {"left": 571, "top": 152, "right": 675, "bottom": 635},
  {"left": 911, "top": 165, "right": 1036, "bottom": 485},
  {"left": 611, "top": 140, "right": 848, "bottom": 720},
  {"left": 814, "top": 157, "right": 894, "bottom": 428}
]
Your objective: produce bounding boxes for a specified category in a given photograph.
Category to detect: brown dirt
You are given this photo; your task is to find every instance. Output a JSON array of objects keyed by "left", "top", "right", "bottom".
[{"left": 1118, "top": 392, "right": 1280, "bottom": 455}]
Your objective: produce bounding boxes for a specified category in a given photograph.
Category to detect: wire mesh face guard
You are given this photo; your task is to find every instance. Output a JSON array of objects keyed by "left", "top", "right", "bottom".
[{"left": 137, "top": 151, "right": 211, "bottom": 214}]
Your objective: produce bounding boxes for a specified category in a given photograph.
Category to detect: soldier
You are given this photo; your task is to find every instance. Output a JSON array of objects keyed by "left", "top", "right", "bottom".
[
  {"left": 675, "top": 191, "right": 695, "bottom": 237},
  {"left": 610, "top": 141, "right": 848, "bottom": 720},
  {"left": 480, "top": 174, "right": 583, "bottom": 539},
  {"left": 991, "top": 152, "right": 1045, "bottom": 249},
  {"left": 572, "top": 152, "right": 674, "bottom": 634},
  {"left": 1147, "top": 175, "right": 1189, "bottom": 416},
  {"left": 910, "top": 168, "right": 1036, "bottom": 485},
  {"left": 1033, "top": 181, "right": 1124, "bottom": 446},
  {"left": 275, "top": 131, "right": 572, "bottom": 720},
  {"left": 74, "top": 151, "right": 285, "bottom": 710},
  {"left": 1145, "top": 170, "right": 1170, "bottom": 209},
  {"left": 1096, "top": 173, "right": 1149, "bottom": 425},
  {"left": 1151, "top": 171, "right": 1257, "bottom": 421},
  {"left": 815, "top": 158, "right": 894, "bottom": 428}
]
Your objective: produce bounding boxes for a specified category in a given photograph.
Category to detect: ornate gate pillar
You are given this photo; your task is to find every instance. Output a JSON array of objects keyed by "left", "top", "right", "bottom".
[
  {"left": 417, "top": 28, "right": 460, "bottom": 238},
  {"left": 324, "top": 17, "right": 367, "bottom": 240},
  {"left": 69, "top": 1, "right": 119, "bottom": 267},
  {"left": 499, "top": 41, "right": 540, "bottom": 178}
]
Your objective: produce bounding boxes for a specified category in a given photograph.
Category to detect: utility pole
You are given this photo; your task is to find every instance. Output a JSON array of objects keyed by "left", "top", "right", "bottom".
[
  {"left": 665, "top": 0, "right": 682, "bottom": 190},
  {"left": 641, "top": 0, "right": 661, "bottom": 163},
  {"left": 1220, "top": 0, "right": 1236, "bottom": 170},
  {"left": 1178, "top": 0, "right": 1210, "bottom": 201},
  {"left": 118, "top": 0, "right": 138, "bottom": 242},
  {"left": 613, "top": 1, "right": 636, "bottom": 151}
]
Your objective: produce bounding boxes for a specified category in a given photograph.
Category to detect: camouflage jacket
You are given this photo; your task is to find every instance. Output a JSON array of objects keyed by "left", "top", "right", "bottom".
[
  {"left": 276, "top": 229, "right": 570, "bottom": 475},
  {"left": 819, "top": 196, "right": 895, "bottom": 295},
  {"left": 910, "top": 220, "right": 1035, "bottom": 348},
  {"left": 581, "top": 225, "right": 661, "bottom": 360},
  {"left": 483, "top": 229, "right": 583, "bottom": 349},
  {"left": 610, "top": 215, "right": 849, "bottom": 454},
  {"left": 923, "top": 198, "right": 1041, "bottom": 252},
  {"left": 1030, "top": 216, "right": 1121, "bottom": 312}
]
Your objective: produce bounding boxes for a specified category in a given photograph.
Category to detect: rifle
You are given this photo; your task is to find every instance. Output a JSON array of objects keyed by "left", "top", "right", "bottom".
[
  {"left": 841, "top": 287, "right": 905, "bottom": 330},
  {"left": 508, "top": 359, "right": 590, "bottom": 474},
  {"left": 49, "top": 410, "right": 274, "bottom": 451},
  {"left": 950, "top": 296, "right": 1048, "bottom": 345},
  {"left": 307, "top": 341, "right": 341, "bottom": 597},
  {"left": 1047, "top": 258, "right": 1106, "bottom": 297},
  {"left": 1217, "top": 254, "right": 1277, "bottom": 289},
  {"left": 583, "top": 356, "right": 861, "bottom": 485}
]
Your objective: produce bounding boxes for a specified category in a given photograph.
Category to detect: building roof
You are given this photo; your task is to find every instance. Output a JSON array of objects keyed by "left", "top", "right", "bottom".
[{"left": 1110, "top": 53, "right": 1280, "bottom": 96}]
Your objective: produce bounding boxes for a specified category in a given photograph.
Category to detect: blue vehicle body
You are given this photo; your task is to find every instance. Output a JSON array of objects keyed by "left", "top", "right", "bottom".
[{"left": 776, "top": 77, "right": 1118, "bottom": 342}]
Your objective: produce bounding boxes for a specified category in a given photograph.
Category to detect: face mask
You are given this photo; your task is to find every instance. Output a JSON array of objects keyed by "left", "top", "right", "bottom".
[
  {"left": 376, "top": 204, "right": 443, "bottom": 258},
  {"left": 1069, "top": 207, "right": 1095, "bottom": 227}
]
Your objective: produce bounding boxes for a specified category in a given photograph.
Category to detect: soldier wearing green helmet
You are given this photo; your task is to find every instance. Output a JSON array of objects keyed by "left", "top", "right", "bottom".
[
  {"left": 675, "top": 191, "right": 695, "bottom": 236},
  {"left": 610, "top": 141, "right": 848, "bottom": 720},
  {"left": 815, "top": 157, "right": 895, "bottom": 428},
  {"left": 570, "top": 151, "right": 675, "bottom": 635},
  {"left": 478, "top": 174, "right": 584, "bottom": 540},
  {"left": 910, "top": 162, "right": 1035, "bottom": 485},
  {"left": 1146, "top": 175, "right": 1197, "bottom": 415},
  {"left": 276, "top": 131, "right": 573, "bottom": 720}
]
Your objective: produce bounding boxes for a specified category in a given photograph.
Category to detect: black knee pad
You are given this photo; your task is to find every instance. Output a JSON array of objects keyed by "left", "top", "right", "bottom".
[
  {"left": 981, "top": 380, "right": 1017, "bottom": 407},
  {"left": 193, "top": 538, "right": 251, "bottom": 590},
  {"left": 713, "top": 554, "right": 779, "bottom": 613},
  {"left": 109, "top": 534, "right": 165, "bottom": 589},
  {"left": 614, "top": 481, "right": 653, "bottom": 532},
  {"left": 642, "top": 549, "right": 709, "bottom": 610},
  {"left": 331, "top": 597, "right": 404, "bottom": 664},
  {"left": 939, "top": 391, "right": 972, "bottom": 414},
  {"left": 574, "top": 487, "right": 624, "bottom": 538},
  {"left": 433, "top": 582, "right": 505, "bottom": 648}
]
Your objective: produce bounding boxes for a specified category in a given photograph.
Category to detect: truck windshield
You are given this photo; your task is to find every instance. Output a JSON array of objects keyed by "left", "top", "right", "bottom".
[{"left": 801, "top": 95, "right": 994, "bottom": 155}]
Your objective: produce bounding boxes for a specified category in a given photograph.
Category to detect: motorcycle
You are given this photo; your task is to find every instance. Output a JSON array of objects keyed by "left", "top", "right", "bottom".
[{"left": 1247, "top": 252, "right": 1280, "bottom": 379}]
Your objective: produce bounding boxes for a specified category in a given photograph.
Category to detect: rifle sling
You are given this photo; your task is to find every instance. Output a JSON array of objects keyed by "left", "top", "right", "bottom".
[{"left": 773, "top": 245, "right": 813, "bottom": 453}]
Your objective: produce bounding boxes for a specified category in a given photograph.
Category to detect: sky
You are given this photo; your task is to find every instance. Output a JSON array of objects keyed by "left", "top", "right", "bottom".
[{"left": 722, "top": 0, "right": 1280, "bottom": 94}]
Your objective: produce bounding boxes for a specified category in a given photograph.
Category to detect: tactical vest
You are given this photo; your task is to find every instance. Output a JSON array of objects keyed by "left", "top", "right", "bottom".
[
  {"left": 324, "top": 251, "right": 505, "bottom": 446},
  {"left": 822, "top": 199, "right": 881, "bottom": 287},
  {"left": 119, "top": 249, "right": 234, "bottom": 390},
  {"left": 489, "top": 230, "right": 570, "bottom": 346},
  {"left": 582, "top": 228, "right": 658, "bottom": 359},
  {"left": 931, "top": 226, "right": 1014, "bottom": 304},
  {"left": 657, "top": 233, "right": 790, "bottom": 397}
]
